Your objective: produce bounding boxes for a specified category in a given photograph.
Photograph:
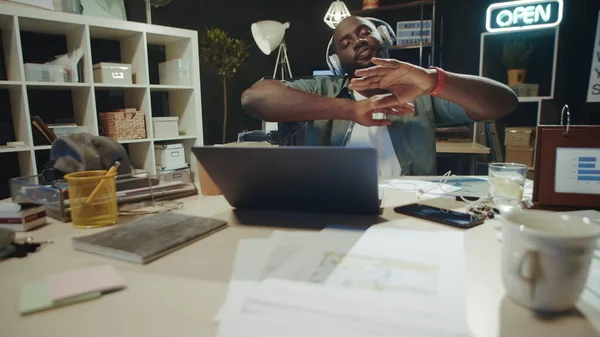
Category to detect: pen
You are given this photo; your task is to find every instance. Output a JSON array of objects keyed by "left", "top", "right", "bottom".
[{"left": 84, "top": 158, "right": 121, "bottom": 206}]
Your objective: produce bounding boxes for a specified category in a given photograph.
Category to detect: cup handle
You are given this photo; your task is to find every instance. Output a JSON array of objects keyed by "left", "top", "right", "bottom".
[{"left": 518, "top": 250, "right": 540, "bottom": 300}]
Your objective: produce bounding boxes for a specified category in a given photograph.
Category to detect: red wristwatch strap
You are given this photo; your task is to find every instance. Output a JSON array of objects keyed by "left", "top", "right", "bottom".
[{"left": 429, "top": 66, "right": 446, "bottom": 96}]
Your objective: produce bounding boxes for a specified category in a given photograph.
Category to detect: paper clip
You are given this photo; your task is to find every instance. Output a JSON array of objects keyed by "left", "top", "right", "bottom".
[{"left": 560, "top": 104, "right": 570, "bottom": 137}]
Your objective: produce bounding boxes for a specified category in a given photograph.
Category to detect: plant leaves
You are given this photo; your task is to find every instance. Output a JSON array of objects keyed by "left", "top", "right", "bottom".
[{"left": 200, "top": 27, "right": 251, "bottom": 78}]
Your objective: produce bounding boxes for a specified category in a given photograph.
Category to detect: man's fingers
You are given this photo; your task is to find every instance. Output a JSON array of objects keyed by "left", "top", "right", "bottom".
[
  {"left": 350, "top": 81, "right": 382, "bottom": 91},
  {"left": 354, "top": 66, "right": 390, "bottom": 77},
  {"left": 371, "top": 58, "right": 400, "bottom": 68}
]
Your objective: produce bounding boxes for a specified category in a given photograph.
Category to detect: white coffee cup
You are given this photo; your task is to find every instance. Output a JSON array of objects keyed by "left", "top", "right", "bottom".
[{"left": 498, "top": 209, "right": 600, "bottom": 312}]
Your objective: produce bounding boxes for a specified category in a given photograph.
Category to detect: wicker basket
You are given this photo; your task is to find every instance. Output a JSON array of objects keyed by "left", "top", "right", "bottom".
[{"left": 99, "top": 111, "right": 147, "bottom": 140}]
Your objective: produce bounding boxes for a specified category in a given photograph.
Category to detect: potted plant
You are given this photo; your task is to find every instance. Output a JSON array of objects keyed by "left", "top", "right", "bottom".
[
  {"left": 200, "top": 27, "right": 250, "bottom": 144},
  {"left": 501, "top": 38, "right": 533, "bottom": 87}
]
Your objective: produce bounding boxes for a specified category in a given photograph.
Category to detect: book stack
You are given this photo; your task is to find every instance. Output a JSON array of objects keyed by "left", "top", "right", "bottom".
[
  {"left": 0, "top": 203, "right": 47, "bottom": 232},
  {"left": 31, "top": 115, "right": 57, "bottom": 146}
]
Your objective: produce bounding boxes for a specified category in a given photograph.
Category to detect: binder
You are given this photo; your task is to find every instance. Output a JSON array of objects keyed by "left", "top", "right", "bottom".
[{"left": 533, "top": 106, "right": 600, "bottom": 208}]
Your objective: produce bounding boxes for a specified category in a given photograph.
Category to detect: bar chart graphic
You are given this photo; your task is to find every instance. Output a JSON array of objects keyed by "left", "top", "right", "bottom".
[{"left": 555, "top": 148, "right": 600, "bottom": 194}]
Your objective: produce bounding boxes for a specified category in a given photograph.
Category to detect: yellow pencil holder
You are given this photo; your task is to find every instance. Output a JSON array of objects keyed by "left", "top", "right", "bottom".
[{"left": 65, "top": 170, "right": 118, "bottom": 229}]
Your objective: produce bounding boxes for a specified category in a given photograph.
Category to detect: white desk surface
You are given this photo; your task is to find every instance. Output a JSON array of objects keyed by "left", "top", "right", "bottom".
[
  {"left": 436, "top": 141, "right": 491, "bottom": 154},
  {"left": 1, "top": 184, "right": 599, "bottom": 337}
]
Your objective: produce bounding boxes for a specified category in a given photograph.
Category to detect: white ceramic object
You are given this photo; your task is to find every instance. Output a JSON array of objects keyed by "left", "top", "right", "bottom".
[{"left": 499, "top": 209, "right": 600, "bottom": 312}]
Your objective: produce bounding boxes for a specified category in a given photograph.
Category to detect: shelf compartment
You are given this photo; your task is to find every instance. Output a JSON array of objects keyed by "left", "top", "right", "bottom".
[
  {"left": 95, "top": 87, "right": 152, "bottom": 139},
  {"left": 480, "top": 28, "right": 558, "bottom": 99},
  {"left": 1, "top": 14, "right": 23, "bottom": 81},
  {"left": 150, "top": 88, "right": 196, "bottom": 138},
  {"left": 18, "top": 18, "right": 90, "bottom": 84},
  {"left": 122, "top": 142, "right": 154, "bottom": 174},
  {"left": 146, "top": 33, "right": 192, "bottom": 86},
  {"left": 26, "top": 86, "right": 94, "bottom": 145},
  {"left": 89, "top": 27, "right": 148, "bottom": 86}
]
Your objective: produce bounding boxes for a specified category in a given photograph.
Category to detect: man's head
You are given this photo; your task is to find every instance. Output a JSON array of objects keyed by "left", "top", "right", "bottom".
[{"left": 332, "top": 16, "right": 391, "bottom": 76}]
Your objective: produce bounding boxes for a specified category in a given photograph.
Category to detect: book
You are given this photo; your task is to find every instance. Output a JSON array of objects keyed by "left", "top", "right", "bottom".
[
  {"left": 0, "top": 203, "right": 47, "bottom": 231},
  {"left": 72, "top": 212, "right": 227, "bottom": 264}
]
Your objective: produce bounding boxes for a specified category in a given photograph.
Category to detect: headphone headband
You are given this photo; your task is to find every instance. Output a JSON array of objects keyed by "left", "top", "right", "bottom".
[{"left": 325, "top": 17, "right": 396, "bottom": 75}]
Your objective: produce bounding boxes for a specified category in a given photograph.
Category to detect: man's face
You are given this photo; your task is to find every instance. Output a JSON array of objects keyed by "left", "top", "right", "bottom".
[{"left": 333, "top": 17, "right": 386, "bottom": 76}]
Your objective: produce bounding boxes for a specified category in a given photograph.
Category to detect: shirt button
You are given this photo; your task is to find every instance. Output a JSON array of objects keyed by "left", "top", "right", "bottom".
[{"left": 347, "top": 128, "right": 352, "bottom": 133}]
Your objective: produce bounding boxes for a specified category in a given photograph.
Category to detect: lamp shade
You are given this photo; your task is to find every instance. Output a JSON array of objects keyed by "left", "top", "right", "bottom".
[
  {"left": 251, "top": 20, "right": 290, "bottom": 55},
  {"left": 324, "top": 0, "right": 351, "bottom": 29}
]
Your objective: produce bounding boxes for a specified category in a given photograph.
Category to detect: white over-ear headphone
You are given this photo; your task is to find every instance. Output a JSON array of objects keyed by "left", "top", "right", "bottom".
[{"left": 326, "top": 17, "right": 396, "bottom": 76}]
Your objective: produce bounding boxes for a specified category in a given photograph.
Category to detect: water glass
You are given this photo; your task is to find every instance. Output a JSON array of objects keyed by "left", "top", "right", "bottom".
[{"left": 488, "top": 163, "right": 528, "bottom": 206}]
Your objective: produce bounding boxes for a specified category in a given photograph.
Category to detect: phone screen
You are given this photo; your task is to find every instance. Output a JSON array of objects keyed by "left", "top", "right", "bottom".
[{"left": 393, "top": 203, "right": 484, "bottom": 229}]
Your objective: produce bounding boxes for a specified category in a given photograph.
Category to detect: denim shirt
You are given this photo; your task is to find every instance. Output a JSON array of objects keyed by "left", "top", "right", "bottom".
[{"left": 278, "top": 75, "right": 473, "bottom": 176}]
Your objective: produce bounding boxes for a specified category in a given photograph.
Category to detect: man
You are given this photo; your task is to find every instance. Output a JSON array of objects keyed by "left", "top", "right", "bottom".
[{"left": 241, "top": 16, "right": 518, "bottom": 176}]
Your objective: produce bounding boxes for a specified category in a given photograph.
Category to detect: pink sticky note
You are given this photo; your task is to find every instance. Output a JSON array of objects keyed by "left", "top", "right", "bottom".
[{"left": 46, "top": 265, "right": 126, "bottom": 302}]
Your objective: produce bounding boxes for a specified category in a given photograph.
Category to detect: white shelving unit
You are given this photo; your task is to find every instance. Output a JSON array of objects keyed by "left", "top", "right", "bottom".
[{"left": 0, "top": 3, "right": 204, "bottom": 187}]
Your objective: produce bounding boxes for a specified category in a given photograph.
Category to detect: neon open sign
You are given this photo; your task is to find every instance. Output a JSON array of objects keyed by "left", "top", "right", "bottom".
[{"left": 486, "top": 0, "right": 563, "bottom": 32}]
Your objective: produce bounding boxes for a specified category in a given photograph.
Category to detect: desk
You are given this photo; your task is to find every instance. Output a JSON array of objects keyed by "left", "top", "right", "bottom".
[
  {"left": 436, "top": 141, "right": 491, "bottom": 175},
  {"left": 1, "top": 185, "right": 599, "bottom": 337}
]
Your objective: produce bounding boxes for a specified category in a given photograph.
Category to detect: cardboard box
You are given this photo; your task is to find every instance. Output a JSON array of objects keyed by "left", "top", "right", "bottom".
[
  {"left": 506, "top": 146, "right": 534, "bottom": 168},
  {"left": 505, "top": 127, "right": 535, "bottom": 148}
]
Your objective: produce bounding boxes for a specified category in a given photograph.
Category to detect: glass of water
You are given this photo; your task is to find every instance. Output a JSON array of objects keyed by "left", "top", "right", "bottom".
[{"left": 488, "top": 163, "right": 528, "bottom": 206}]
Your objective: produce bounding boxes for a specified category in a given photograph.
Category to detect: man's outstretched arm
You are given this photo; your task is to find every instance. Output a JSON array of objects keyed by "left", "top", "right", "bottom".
[
  {"left": 349, "top": 58, "right": 519, "bottom": 121},
  {"left": 241, "top": 79, "right": 415, "bottom": 127}
]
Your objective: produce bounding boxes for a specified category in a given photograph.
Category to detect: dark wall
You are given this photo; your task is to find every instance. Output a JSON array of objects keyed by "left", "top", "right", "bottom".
[{"left": 126, "top": 0, "right": 600, "bottom": 145}]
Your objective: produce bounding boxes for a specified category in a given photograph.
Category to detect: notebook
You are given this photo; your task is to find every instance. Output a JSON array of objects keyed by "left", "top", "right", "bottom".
[{"left": 72, "top": 212, "right": 227, "bottom": 264}]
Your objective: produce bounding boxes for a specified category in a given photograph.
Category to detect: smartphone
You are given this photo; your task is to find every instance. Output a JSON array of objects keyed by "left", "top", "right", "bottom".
[{"left": 393, "top": 203, "right": 484, "bottom": 229}]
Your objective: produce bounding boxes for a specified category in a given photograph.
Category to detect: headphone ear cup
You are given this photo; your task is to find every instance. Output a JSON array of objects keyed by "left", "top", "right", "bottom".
[
  {"left": 329, "top": 54, "right": 343, "bottom": 75},
  {"left": 377, "top": 25, "right": 394, "bottom": 46}
]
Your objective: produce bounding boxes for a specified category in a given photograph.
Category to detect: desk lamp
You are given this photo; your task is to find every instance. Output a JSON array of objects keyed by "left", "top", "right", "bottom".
[{"left": 251, "top": 20, "right": 293, "bottom": 81}]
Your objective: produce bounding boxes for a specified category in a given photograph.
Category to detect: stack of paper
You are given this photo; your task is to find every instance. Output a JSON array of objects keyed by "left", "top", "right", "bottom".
[{"left": 216, "top": 226, "right": 471, "bottom": 337}]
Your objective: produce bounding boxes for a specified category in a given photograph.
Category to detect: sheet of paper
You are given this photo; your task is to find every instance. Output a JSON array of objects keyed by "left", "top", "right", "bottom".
[
  {"left": 268, "top": 228, "right": 366, "bottom": 283},
  {"left": 216, "top": 231, "right": 318, "bottom": 322},
  {"left": 217, "top": 310, "right": 453, "bottom": 337},
  {"left": 222, "top": 227, "right": 470, "bottom": 337}
]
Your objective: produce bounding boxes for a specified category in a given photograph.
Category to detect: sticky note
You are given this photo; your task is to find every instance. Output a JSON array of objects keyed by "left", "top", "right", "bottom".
[
  {"left": 20, "top": 281, "right": 100, "bottom": 315},
  {"left": 46, "top": 265, "right": 125, "bottom": 302}
]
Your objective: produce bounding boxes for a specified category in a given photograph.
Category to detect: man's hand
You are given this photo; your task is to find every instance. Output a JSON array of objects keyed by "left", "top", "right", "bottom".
[
  {"left": 351, "top": 93, "right": 415, "bottom": 127},
  {"left": 349, "top": 58, "right": 436, "bottom": 103}
]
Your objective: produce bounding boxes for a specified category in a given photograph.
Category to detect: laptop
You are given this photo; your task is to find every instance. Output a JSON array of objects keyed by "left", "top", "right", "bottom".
[{"left": 192, "top": 146, "right": 380, "bottom": 215}]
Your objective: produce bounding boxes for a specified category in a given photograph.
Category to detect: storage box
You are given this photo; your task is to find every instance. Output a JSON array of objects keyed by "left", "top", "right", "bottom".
[
  {"left": 156, "top": 166, "right": 192, "bottom": 184},
  {"left": 510, "top": 83, "right": 539, "bottom": 97},
  {"left": 153, "top": 117, "right": 179, "bottom": 139},
  {"left": 99, "top": 111, "right": 146, "bottom": 140},
  {"left": 93, "top": 62, "right": 132, "bottom": 84},
  {"left": 25, "top": 63, "right": 68, "bottom": 82},
  {"left": 159, "top": 58, "right": 191, "bottom": 86},
  {"left": 154, "top": 144, "right": 186, "bottom": 170},
  {"left": 505, "top": 127, "right": 536, "bottom": 148},
  {"left": 506, "top": 146, "right": 534, "bottom": 168}
]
